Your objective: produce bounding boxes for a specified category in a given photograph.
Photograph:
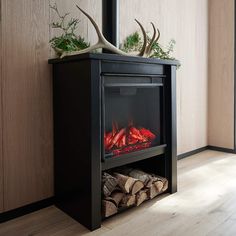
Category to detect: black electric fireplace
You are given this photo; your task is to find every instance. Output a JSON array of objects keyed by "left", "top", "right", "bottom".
[
  {"left": 103, "top": 74, "right": 165, "bottom": 163},
  {"left": 49, "top": 53, "right": 178, "bottom": 230}
]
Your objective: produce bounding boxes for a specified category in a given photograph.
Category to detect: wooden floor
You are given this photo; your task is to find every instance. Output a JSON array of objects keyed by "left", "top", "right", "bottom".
[{"left": 1, "top": 150, "right": 236, "bottom": 236}]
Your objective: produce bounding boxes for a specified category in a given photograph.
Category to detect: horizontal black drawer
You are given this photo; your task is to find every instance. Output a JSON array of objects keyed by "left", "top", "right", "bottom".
[
  {"left": 103, "top": 75, "right": 164, "bottom": 87},
  {"left": 101, "top": 60, "right": 164, "bottom": 75}
]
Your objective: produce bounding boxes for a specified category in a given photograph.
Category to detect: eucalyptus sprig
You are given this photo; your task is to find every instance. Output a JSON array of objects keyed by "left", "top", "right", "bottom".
[{"left": 49, "top": 3, "right": 89, "bottom": 56}]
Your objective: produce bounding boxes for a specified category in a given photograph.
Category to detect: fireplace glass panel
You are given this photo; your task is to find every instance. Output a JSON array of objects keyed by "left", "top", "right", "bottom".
[{"left": 103, "top": 75, "right": 164, "bottom": 159}]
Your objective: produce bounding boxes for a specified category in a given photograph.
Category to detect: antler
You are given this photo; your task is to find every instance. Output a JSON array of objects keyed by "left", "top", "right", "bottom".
[
  {"left": 60, "top": 6, "right": 160, "bottom": 58},
  {"left": 135, "top": 19, "right": 147, "bottom": 56},
  {"left": 60, "top": 6, "right": 131, "bottom": 58},
  {"left": 135, "top": 21, "right": 160, "bottom": 57}
]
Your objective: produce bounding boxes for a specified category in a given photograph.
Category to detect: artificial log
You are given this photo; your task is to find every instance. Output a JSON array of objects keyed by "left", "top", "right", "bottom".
[
  {"left": 102, "top": 172, "right": 118, "bottom": 197},
  {"left": 113, "top": 173, "right": 135, "bottom": 193},
  {"left": 136, "top": 190, "right": 148, "bottom": 206},
  {"left": 102, "top": 200, "right": 117, "bottom": 218},
  {"left": 121, "top": 194, "right": 136, "bottom": 207}
]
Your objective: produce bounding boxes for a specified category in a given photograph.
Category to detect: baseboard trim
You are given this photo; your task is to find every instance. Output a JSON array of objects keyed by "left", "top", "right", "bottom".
[
  {"left": 178, "top": 145, "right": 236, "bottom": 160},
  {"left": 207, "top": 146, "right": 236, "bottom": 154},
  {"left": 177, "top": 146, "right": 208, "bottom": 160},
  {"left": 0, "top": 197, "right": 54, "bottom": 223}
]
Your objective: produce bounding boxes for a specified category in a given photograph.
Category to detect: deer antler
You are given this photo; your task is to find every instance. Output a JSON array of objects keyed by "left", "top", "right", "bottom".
[
  {"left": 135, "top": 19, "right": 147, "bottom": 56},
  {"left": 60, "top": 6, "right": 160, "bottom": 58},
  {"left": 135, "top": 21, "right": 160, "bottom": 57},
  {"left": 60, "top": 6, "right": 131, "bottom": 58}
]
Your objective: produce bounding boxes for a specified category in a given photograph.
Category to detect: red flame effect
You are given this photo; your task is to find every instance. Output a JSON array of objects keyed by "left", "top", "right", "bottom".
[{"left": 104, "top": 122, "right": 156, "bottom": 156}]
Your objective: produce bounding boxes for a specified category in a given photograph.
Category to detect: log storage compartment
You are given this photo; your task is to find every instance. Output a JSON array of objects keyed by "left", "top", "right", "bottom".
[
  {"left": 102, "top": 167, "right": 169, "bottom": 218},
  {"left": 49, "top": 53, "right": 178, "bottom": 231}
]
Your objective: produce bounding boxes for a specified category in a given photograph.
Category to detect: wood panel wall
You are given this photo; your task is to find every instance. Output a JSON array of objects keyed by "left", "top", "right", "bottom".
[
  {"left": 0, "top": 0, "right": 102, "bottom": 213},
  {"left": 120, "top": 0, "right": 209, "bottom": 155},
  {"left": 1, "top": 0, "right": 53, "bottom": 211},
  {"left": 0, "top": 78, "right": 3, "bottom": 213},
  {"left": 208, "top": 0, "right": 235, "bottom": 149},
  {"left": 0, "top": 0, "right": 3, "bottom": 213}
]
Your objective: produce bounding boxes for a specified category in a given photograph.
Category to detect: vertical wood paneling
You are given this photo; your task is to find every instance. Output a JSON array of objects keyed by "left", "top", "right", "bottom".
[
  {"left": 208, "top": 0, "right": 235, "bottom": 149},
  {"left": 1, "top": 0, "right": 53, "bottom": 211},
  {"left": 0, "top": 0, "right": 102, "bottom": 212},
  {"left": 120, "top": 0, "right": 209, "bottom": 155},
  {"left": 0, "top": 0, "right": 3, "bottom": 213}
]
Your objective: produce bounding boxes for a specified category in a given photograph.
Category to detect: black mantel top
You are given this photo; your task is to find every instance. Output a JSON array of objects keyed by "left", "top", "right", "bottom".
[{"left": 48, "top": 52, "right": 180, "bottom": 66}]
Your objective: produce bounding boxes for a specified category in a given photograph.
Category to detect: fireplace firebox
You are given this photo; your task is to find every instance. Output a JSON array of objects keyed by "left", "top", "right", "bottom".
[
  {"left": 103, "top": 75, "right": 162, "bottom": 158},
  {"left": 49, "top": 53, "right": 178, "bottom": 230}
]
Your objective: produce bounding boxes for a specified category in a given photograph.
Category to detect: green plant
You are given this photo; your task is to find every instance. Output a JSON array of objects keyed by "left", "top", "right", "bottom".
[
  {"left": 151, "top": 39, "right": 175, "bottom": 59},
  {"left": 49, "top": 3, "right": 89, "bottom": 56},
  {"left": 121, "top": 31, "right": 180, "bottom": 66},
  {"left": 122, "top": 32, "right": 142, "bottom": 53}
]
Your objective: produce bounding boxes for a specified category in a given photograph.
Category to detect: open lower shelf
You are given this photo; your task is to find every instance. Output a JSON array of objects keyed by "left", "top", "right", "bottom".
[
  {"left": 102, "top": 191, "right": 169, "bottom": 221},
  {"left": 102, "top": 144, "right": 167, "bottom": 171}
]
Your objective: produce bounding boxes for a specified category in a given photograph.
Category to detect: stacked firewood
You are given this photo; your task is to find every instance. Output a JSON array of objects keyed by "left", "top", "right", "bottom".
[{"left": 102, "top": 168, "right": 168, "bottom": 217}]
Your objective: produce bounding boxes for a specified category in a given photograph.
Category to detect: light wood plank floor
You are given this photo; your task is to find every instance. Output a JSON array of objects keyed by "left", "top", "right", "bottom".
[{"left": 1, "top": 150, "right": 236, "bottom": 236}]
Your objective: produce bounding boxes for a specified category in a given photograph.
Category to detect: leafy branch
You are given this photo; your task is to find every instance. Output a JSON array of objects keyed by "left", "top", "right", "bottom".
[
  {"left": 151, "top": 39, "right": 176, "bottom": 60},
  {"left": 122, "top": 32, "right": 143, "bottom": 53},
  {"left": 49, "top": 3, "right": 89, "bottom": 56}
]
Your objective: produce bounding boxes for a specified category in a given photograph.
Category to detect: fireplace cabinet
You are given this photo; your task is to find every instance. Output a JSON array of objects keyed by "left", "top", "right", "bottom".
[{"left": 49, "top": 53, "right": 178, "bottom": 230}]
